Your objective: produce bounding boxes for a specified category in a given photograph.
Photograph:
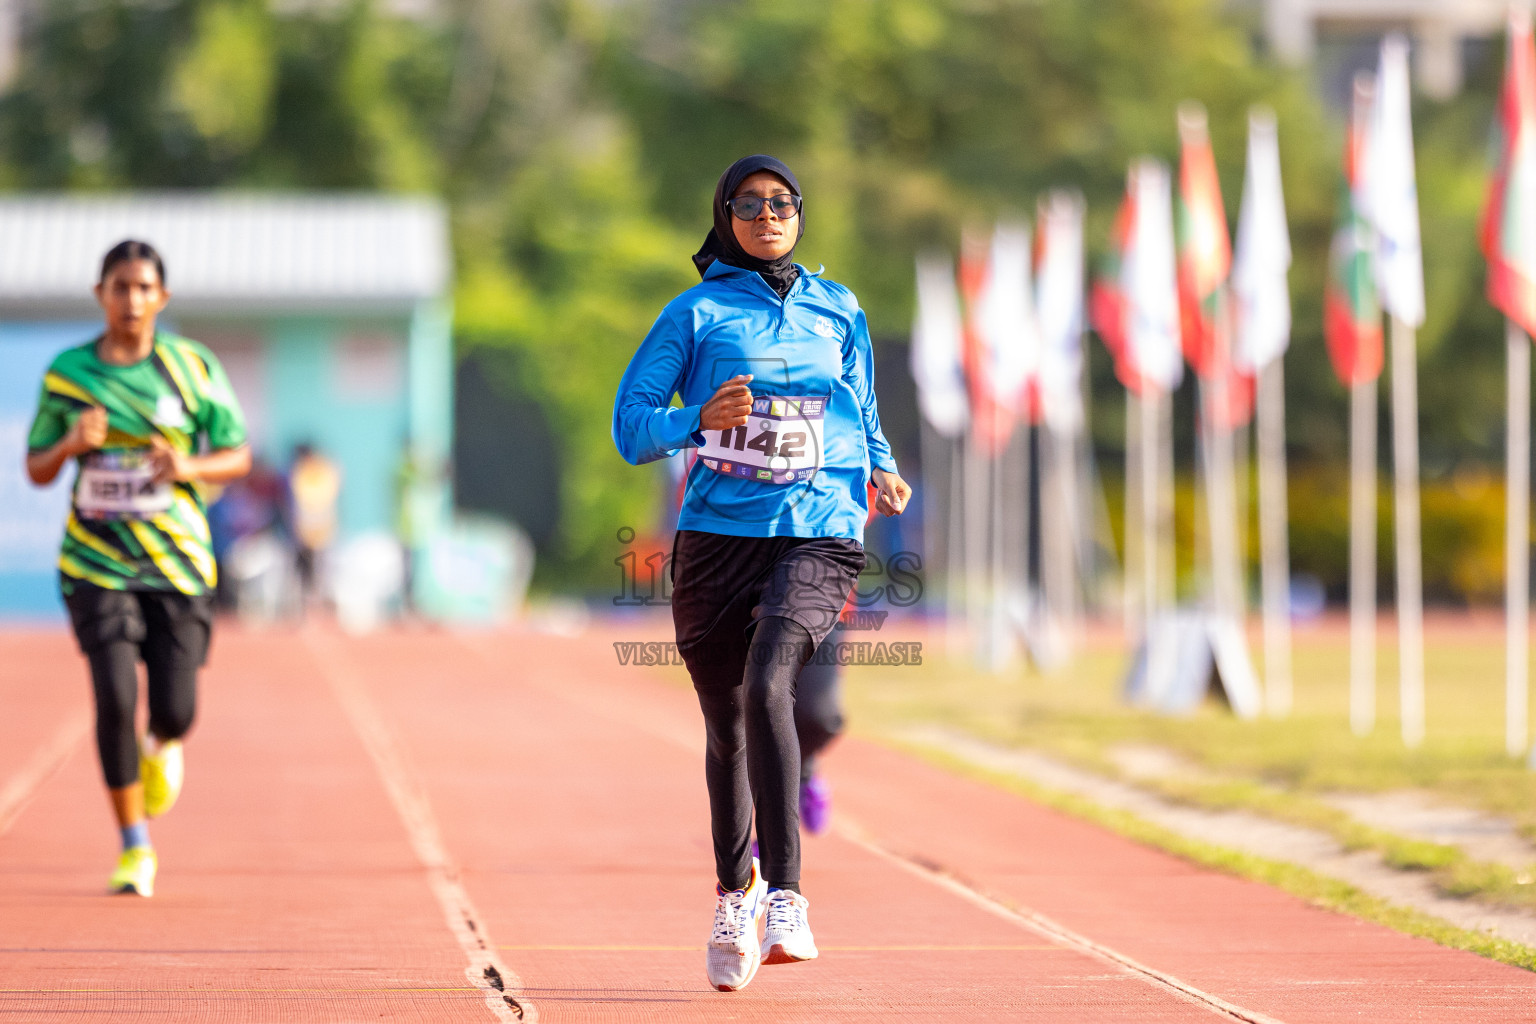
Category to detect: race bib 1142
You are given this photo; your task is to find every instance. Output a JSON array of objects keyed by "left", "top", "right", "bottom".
[{"left": 698, "top": 395, "right": 826, "bottom": 485}]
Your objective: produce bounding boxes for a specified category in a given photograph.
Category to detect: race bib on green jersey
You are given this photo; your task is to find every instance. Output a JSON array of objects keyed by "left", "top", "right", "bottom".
[
  {"left": 698, "top": 395, "right": 825, "bottom": 485},
  {"left": 75, "top": 450, "right": 173, "bottom": 520}
]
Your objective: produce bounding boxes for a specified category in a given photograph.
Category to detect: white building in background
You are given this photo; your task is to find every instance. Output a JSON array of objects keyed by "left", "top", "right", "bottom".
[{"left": 1263, "top": 0, "right": 1505, "bottom": 97}]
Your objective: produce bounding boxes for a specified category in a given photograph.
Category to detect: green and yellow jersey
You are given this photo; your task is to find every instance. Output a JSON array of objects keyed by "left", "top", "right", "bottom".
[{"left": 27, "top": 333, "right": 247, "bottom": 596}]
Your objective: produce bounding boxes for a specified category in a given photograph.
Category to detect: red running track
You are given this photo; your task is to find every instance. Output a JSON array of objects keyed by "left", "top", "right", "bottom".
[{"left": 2, "top": 621, "right": 1534, "bottom": 1022}]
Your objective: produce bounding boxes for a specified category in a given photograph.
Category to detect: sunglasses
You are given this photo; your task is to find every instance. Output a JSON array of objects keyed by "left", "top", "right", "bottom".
[{"left": 726, "top": 194, "right": 802, "bottom": 221}]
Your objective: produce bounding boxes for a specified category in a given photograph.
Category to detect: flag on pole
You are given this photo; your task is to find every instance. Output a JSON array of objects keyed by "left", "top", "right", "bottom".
[
  {"left": 1036, "top": 190, "right": 1086, "bottom": 434},
  {"left": 912, "top": 253, "right": 970, "bottom": 438},
  {"left": 1326, "top": 74, "right": 1384, "bottom": 386},
  {"left": 981, "top": 222, "right": 1040, "bottom": 419},
  {"left": 1123, "top": 160, "right": 1184, "bottom": 394},
  {"left": 1233, "top": 107, "right": 1292, "bottom": 372},
  {"left": 1369, "top": 33, "right": 1426, "bottom": 328},
  {"left": 1090, "top": 190, "right": 1136, "bottom": 387},
  {"left": 1177, "top": 103, "right": 1252, "bottom": 428},
  {"left": 1483, "top": 7, "right": 1536, "bottom": 338},
  {"left": 959, "top": 234, "right": 1000, "bottom": 445},
  {"left": 961, "top": 224, "right": 1038, "bottom": 452},
  {"left": 1176, "top": 103, "right": 1233, "bottom": 376}
]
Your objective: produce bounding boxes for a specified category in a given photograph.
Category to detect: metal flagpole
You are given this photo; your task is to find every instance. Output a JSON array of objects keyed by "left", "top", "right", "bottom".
[
  {"left": 1218, "top": 402, "right": 1243, "bottom": 625},
  {"left": 1125, "top": 390, "right": 1143, "bottom": 636},
  {"left": 965, "top": 423, "right": 987, "bottom": 662},
  {"left": 1390, "top": 314, "right": 1424, "bottom": 747},
  {"left": 990, "top": 425, "right": 1007, "bottom": 669},
  {"left": 1017, "top": 423, "right": 1034, "bottom": 655},
  {"left": 1194, "top": 380, "right": 1213, "bottom": 602},
  {"left": 1206, "top": 366, "right": 1243, "bottom": 626},
  {"left": 1140, "top": 388, "right": 1161, "bottom": 690},
  {"left": 1141, "top": 386, "right": 1161, "bottom": 643},
  {"left": 1507, "top": 318, "right": 1530, "bottom": 757},
  {"left": 1061, "top": 425, "right": 1085, "bottom": 640},
  {"left": 1078, "top": 374, "right": 1100, "bottom": 618},
  {"left": 1258, "top": 357, "right": 1293, "bottom": 716},
  {"left": 1085, "top": 428, "right": 1114, "bottom": 616},
  {"left": 1234, "top": 402, "right": 1252, "bottom": 606},
  {"left": 947, "top": 432, "right": 965, "bottom": 655},
  {"left": 1043, "top": 423, "right": 1081, "bottom": 653},
  {"left": 1142, "top": 386, "right": 1177, "bottom": 704},
  {"left": 918, "top": 416, "right": 944, "bottom": 647},
  {"left": 1349, "top": 378, "right": 1378, "bottom": 735},
  {"left": 1157, "top": 388, "right": 1177, "bottom": 619}
]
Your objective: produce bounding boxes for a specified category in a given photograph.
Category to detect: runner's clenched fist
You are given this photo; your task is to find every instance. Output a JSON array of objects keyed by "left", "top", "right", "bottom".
[
  {"left": 65, "top": 406, "right": 108, "bottom": 456},
  {"left": 699, "top": 374, "right": 754, "bottom": 431}
]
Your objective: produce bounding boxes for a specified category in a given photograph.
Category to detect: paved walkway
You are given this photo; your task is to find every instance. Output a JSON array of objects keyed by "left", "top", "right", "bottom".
[{"left": 2, "top": 622, "right": 1534, "bottom": 1022}]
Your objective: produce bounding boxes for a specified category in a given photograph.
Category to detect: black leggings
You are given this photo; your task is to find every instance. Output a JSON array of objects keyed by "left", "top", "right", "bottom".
[
  {"left": 691, "top": 616, "right": 814, "bottom": 894},
  {"left": 65, "top": 587, "right": 209, "bottom": 790}
]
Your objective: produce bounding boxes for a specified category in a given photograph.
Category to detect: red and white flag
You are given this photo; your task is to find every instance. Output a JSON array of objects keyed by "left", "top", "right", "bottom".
[
  {"left": 1090, "top": 187, "right": 1135, "bottom": 388},
  {"left": 1177, "top": 103, "right": 1252, "bottom": 428},
  {"left": 961, "top": 223, "right": 1039, "bottom": 452},
  {"left": 1483, "top": 6, "right": 1536, "bottom": 338},
  {"left": 1325, "top": 74, "right": 1385, "bottom": 386}
]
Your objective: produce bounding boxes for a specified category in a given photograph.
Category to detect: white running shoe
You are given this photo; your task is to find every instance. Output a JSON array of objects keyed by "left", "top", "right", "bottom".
[
  {"left": 705, "top": 859, "right": 767, "bottom": 991},
  {"left": 761, "top": 888, "right": 818, "bottom": 964}
]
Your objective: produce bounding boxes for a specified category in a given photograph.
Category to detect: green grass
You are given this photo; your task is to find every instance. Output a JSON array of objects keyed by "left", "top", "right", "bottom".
[
  {"left": 889, "top": 737, "right": 1536, "bottom": 973},
  {"left": 844, "top": 624, "right": 1536, "bottom": 836},
  {"left": 840, "top": 623, "right": 1536, "bottom": 929}
]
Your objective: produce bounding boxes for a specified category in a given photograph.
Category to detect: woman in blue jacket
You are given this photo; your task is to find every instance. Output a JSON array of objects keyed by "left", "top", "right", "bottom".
[{"left": 614, "top": 154, "right": 910, "bottom": 992}]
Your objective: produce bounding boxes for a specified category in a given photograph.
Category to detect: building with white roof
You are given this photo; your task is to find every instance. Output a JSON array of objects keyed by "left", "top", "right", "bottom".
[{"left": 1261, "top": 0, "right": 1505, "bottom": 98}]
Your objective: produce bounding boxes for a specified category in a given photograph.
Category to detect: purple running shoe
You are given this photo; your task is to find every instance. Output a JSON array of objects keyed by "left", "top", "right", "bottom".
[{"left": 799, "top": 775, "right": 832, "bottom": 835}]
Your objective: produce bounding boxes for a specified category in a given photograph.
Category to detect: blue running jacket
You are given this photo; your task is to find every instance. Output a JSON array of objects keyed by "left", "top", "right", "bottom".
[{"left": 613, "top": 261, "right": 899, "bottom": 543}]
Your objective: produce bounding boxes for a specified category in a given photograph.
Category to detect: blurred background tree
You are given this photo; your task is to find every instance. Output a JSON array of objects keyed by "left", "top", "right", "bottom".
[{"left": 0, "top": 0, "right": 1507, "bottom": 599}]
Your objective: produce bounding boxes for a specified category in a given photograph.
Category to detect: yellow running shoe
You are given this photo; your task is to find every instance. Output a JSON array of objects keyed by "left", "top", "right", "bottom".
[
  {"left": 141, "top": 738, "right": 183, "bottom": 819},
  {"left": 109, "top": 846, "right": 157, "bottom": 897}
]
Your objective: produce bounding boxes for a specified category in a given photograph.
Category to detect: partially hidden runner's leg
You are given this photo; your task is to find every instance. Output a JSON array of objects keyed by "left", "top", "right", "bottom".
[
  {"left": 67, "top": 587, "right": 158, "bottom": 896},
  {"left": 137, "top": 592, "right": 209, "bottom": 819},
  {"left": 793, "top": 657, "right": 844, "bottom": 834},
  {"left": 794, "top": 658, "right": 844, "bottom": 779}
]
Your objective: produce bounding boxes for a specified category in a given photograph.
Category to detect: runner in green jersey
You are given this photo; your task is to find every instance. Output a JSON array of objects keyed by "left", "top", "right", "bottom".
[{"left": 25, "top": 240, "right": 251, "bottom": 897}]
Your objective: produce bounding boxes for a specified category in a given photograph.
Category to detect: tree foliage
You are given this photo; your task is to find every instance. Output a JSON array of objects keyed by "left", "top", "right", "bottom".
[{"left": 0, "top": 0, "right": 1503, "bottom": 591}]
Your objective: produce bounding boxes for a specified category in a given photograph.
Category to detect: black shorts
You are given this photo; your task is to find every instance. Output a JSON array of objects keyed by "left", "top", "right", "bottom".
[
  {"left": 63, "top": 584, "right": 214, "bottom": 665},
  {"left": 670, "top": 531, "right": 865, "bottom": 676}
]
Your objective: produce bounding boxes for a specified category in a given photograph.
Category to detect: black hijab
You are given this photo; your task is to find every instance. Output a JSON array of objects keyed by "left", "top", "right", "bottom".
[{"left": 691, "top": 154, "right": 804, "bottom": 298}]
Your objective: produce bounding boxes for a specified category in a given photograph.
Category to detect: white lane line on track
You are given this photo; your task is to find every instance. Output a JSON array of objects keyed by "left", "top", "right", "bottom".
[
  {"left": 305, "top": 631, "right": 536, "bottom": 1024},
  {"left": 0, "top": 710, "right": 90, "bottom": 836},
  {"left": 458, "top": 632, "right": 1287, "bottom": 1021},
  {"left": 836, "top": 819, "right": 1287, "bottom": 1024}
]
